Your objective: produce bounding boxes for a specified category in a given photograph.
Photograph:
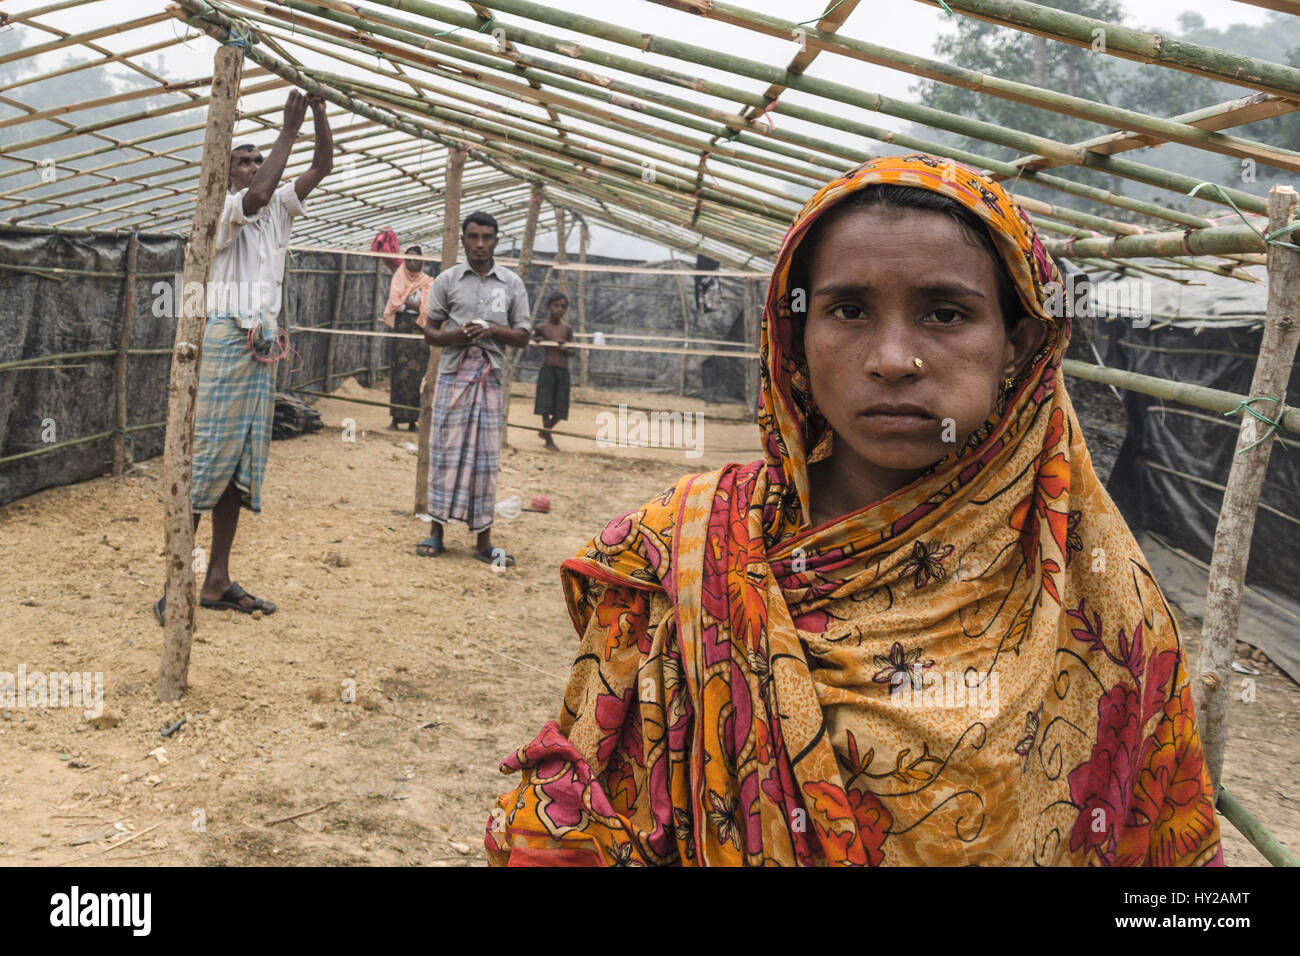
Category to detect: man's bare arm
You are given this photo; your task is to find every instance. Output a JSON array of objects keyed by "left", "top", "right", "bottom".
[
  {"left": 244, "top": 90, "right": 307, "bottom": 216},
  {"left": 295, "top": 94, "right": 333, "bottom": 202}
]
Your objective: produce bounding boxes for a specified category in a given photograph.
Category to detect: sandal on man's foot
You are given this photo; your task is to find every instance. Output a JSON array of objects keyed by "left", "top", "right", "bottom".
[
  {"left": 475, "top": 547, "right": 515, "bottom": 567},
  {"left": 416, "top": 536, "right": 445, "bottom": 557},
  {"left": 200, "top": 582, "right": 276, "bottom": 615}
]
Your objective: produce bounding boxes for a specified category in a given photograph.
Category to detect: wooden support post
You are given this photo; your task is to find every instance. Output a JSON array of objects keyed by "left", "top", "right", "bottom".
[
  {"left": 368, "top": 259, "right": 384, "bottom": 388},
  {"left": 743, "top": 277, "right": 760, "bottom": 415},
  {"left": 277, "top": 262, "right": 293, "bottom": 392},
  {"left": 670, "top": 251, "right": 692, "bottom": 400},
  {"left": 577, "top": 220, "right": 589, "bottom": 389},
  {"left": 500, "top": 183, "right": 543, "bottom": 449},
  {"left": 1196, "top": 184, "right": 1300, "bottom": 792},
  {"left": 415, "top": 145, "right": 465, "bottom": 514},
  {"left": 112, "top": 229, "right": 139, "bottom": 476},
  {"left": 324, "top": 253, "right": 347, "bottom": 392},
  {"left": 157, "top": 43, "right": 242, "bottom": 703}
]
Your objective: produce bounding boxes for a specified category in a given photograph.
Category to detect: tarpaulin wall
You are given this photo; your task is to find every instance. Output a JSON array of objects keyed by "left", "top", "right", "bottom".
[
  {"left": 512, "top": 252, "right": 762, "bottom": 404},
  {"left": 1096, "top": 315, "right": 1300, "bottom": 600},
  {"left": 0, "top": 229, "right": 385, "bottom": 506}
]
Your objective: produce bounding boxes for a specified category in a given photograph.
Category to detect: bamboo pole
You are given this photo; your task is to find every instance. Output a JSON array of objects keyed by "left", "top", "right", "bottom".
[
  {"left": 670, "top": 251, "right": 692, "bottom": 398},
  {"left": 1196, "top": 184, "right": 1300, "bottom": 793},
  {"left": 1043, "top": 225, "right": 1268, "bottom": 260},
  {"left": 744, "top": 277, "right": 760, "bottom": 415},
  {"left": 500, "top": 186, "right": 544, "bottom": 448},
  {"left": 266, "top": 0, "right": 1258, "bottom": 233},
  {"left": 1061, "top": 359, "right": 1300, "bottom": 434},
  {"left": 364, "top": 0, "right": 1269, "bottom": 215},
  {"left": 157, "top": 42, "right": 242, "bottom": 703},
  {"left": 662, "top": 0, "right": 1300, "bottom": 173},
  {"left": 912, "top": 0, "right": 1300, "bottom": 100},
  {"left": 369, "top": 259, "right": 384, "bottom": 388},
  {"left": 112, "top": 229, "right": 139, "bottom": 476},
  {"left": 578, "top": 220, "right": 589, "bottom": 389},
  {"left": 325, "top": 254, "right": 347, "bottom": 392},
  {"left": 414, "top": 145, "right": 465, "bottom": 515},
  {"left": 1216, "top": 787, "right": 1300, "bottom": 867},
  {"left": 277, "top": 262, "right": 294, "bottom": 393}
]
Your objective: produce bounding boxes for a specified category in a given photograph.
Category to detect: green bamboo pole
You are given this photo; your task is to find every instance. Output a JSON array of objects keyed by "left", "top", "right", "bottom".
[
  {"left": 328, "top": 72, "right": 801, "bottom": 220},
  {"left": 0, "top": 422, "right": 165, "bottom": 467},
  {"left": 912, "top": 0, "right": 1300, "bottom": 99},
  {"left": 1216, "top": 787, "right": 1300, "bottom": 867},
  {"left": 1042, "top": 224, "right": 1267, "bottom": 259},
  {"left": 307, "top": 56, "right": 819, "bottom": 201},
  {"left": 1061, "top": 359, "right": 1300, "bottom": 433},
  {"left": 665, "top": 0, "right": 1300, "bottom": 172},
  {"left": 244, "top": 12, "right": 840, "bottom": 188},
  {"left": 317, "top": 0, "right": 1263, "bottom": 230},
  {"left": 238, "top": 1, "right": 853, "bottom": 179},
  {"left": 362, "top": 0, "right": 1269, "bottom": 214}
]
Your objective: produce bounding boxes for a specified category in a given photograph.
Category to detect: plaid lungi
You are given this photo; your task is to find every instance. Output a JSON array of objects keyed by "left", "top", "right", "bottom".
[
  {"left": 191, "top": 314, "right": 275, "bottom": 513},
  {"left": 426, "top": 347, "right": 501, "bottom": 533}
]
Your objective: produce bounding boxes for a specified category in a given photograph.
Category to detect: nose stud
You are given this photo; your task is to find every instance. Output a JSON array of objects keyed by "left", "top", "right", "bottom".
[{"left": 913, "top": 356, "right": 924, "bottom": 369}]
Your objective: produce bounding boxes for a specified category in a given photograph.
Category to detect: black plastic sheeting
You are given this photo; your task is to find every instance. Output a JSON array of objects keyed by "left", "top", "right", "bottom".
[
  {"left": 1096, "top": 314, "right": 1300, "bottom": 600},
  {"left": 512, "top": 251, "right": 761, "bottom": 403},
  {"left": 0, "top": 229, "right": 386, "bottom": 507}
]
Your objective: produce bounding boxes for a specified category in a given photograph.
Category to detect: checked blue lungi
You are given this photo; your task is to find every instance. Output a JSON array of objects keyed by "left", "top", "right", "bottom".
[
  {"left": 191, "top": 314, "right": 275, "bottom": 514},
  {"left": 426, "top": 347, "right": 501, "bottom": 533}
]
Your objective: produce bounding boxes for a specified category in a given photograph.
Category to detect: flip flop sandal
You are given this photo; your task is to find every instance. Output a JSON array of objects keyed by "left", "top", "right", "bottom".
[
  {"left": 475, "top": 547, "right": 515, "bottom": 567},
  {"left": 416, "top": 536, "right": 445, "bottom": 557},
  {"left": 153, "top": 596, "right": 166, "bottom": 626},
  {"left": 200, "top": 582, "right": 276, "bottom": 615}
]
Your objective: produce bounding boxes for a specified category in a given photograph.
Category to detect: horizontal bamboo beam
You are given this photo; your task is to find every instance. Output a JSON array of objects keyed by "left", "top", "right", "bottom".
[
  {"left": 1044, "top": 224, "right": 1268, "bottom": 259},
  {"left": 1062, "top": 359, "right": 1300, "bottom": 433},
  {"left": 912, "top": 0, "right": 1300, "bottom": 99},
  {"left": 660, "top": 0, "right": 1300, "bottom": 172}
]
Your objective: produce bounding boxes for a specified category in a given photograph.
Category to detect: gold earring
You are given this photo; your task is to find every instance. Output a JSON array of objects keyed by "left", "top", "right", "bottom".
[
  {"left": 1003, "top": 376, "right": 1016, "bottom": 394},
  {"left": 913, "top": 357, "right": 924, "bottom": 369}
]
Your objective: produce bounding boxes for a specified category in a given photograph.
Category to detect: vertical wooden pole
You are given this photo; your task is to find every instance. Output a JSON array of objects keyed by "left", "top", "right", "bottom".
[
  {"left": 368, "top": 259, "right": 384, "bottom": 388},
  {"left": 415, "top": 145, "right": 465, "bottom": 514},
  {"left": 670, "top": 251, "right": 692, "bottom": 400},
  {"left": 325, "top": 253, "right": 346, "bottom": 392},
  {"left": 158, "top": 43, "right": 242, "bottom": 703},
  {"left": 743, "top": 277, "right": 760, "bottom": 415},
  {"left": 1196, "top": 184, "right": 1300, "bottom": 792},
  {"left": 277, "top": 261, "right": 293, "bottom": 393},
  {"left": 577, "top": 220, "right": 589, "bottom": 389},
  {"left": 500, "top": 183, "right": 543, "bottom": 449},
  {"left": 112, "top": 228, "right": 139, "bottom": 476}
]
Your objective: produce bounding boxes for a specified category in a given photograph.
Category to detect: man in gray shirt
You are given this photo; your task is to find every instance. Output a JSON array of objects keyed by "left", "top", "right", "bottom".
[{"left": 417, "top": 210, "right": 531, "bottom": 564}]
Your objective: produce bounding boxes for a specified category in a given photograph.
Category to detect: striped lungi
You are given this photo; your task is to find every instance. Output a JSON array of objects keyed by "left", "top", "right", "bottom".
[
  {"left": 426, "top": 347, "right": 501, "bottom": 533},
  {"left": 192, "top": 314, "right": 275, "bottom": 514}
]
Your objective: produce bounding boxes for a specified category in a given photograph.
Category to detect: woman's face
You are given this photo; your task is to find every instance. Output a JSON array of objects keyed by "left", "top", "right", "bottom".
[{"left": 801, "top": 205, "right": 1042, "bottom": 483}]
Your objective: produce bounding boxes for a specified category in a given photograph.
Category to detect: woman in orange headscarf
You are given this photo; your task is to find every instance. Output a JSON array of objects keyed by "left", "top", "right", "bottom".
[{"left": 486, "top": 154, "right": 1222, "bottom": 867}]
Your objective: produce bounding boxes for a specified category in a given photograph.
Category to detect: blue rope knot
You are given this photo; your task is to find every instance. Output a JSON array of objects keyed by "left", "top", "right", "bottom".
[{"left": 1224, "top": 395, "right": 1286, "bottom": 452}]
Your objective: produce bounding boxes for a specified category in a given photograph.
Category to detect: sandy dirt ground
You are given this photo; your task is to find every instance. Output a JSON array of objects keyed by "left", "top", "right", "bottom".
[{"left": 0, "top": 379, "right": 1294, "bottom": 867}]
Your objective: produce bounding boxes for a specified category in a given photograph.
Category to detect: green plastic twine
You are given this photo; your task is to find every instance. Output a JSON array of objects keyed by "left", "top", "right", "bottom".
[
  {"left": 1225, "top": 395, "right": 1286, "bottom": 453},
  {"left": 1188, "top": 182, "right": 1300, "bottom": 253}
]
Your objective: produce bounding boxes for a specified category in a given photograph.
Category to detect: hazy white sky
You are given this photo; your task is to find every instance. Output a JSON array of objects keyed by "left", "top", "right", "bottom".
[{"left": 10, "top": 0, "right": 1281, "bottom": 258}]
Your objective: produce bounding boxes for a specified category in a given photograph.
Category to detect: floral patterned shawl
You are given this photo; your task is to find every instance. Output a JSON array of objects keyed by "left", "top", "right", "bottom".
[{"left": 486, "top": 154, "right": 1223, "bottom": 867}]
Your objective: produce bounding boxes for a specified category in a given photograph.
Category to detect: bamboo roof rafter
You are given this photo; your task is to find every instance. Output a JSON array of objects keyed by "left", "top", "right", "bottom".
[{"left": 0, "top": 0, "right": 1291, "bottom": 273}]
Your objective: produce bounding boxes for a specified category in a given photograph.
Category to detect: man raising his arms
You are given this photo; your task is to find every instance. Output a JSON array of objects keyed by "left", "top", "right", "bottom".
[{"left": 155, "top": 89, "right": 332, "bottom": 624}]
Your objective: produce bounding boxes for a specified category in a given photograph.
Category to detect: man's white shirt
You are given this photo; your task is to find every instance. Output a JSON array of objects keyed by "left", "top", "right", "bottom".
[{"left": 207, "top": 182, "right": 307, "bottom": 333}]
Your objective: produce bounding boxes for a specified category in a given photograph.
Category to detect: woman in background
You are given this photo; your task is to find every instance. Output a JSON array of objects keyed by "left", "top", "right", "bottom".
[
  {"left": 381, "top": 245, "right": 433, "bottom": 431},
  {"left": 485, "top": 154, "right": 1221, "bottom": 867}
]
